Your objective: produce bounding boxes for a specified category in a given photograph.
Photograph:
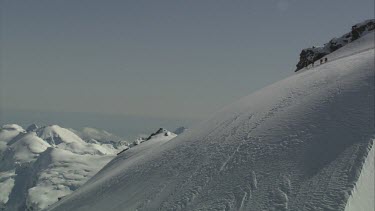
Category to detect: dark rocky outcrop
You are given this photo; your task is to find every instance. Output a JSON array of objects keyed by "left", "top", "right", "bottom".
[
  {"left": 295, "top": 19, "right": 374, "bottom": 72},
  {"left": 146, "top": 128, "right": 170, "bottom": 140},
  {"left": 26, "top": 124, "right": 39, "bottom": 132},
  {"left": 173, "top": 126, "right": 188, "bottom": 135}
]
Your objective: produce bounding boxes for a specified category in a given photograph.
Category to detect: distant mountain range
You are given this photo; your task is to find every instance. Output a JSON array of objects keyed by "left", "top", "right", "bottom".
[{"left": 0, "top": 124, "right": 177, "bottom": 211}]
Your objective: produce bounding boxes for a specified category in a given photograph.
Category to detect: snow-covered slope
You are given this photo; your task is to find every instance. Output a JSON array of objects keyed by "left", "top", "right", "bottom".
[
  {"left": 94, "top": 128, "right": 177, "bottom": 181},
  {"left": 27, "top": 148, "right": 115, "bottom": 210},
  {"left": 344, "top": 141, "right": 374, "bottom": 211},
  {"left": 48, "top": 31, "right": 374, "bottom": 211},
  {"left": 0, "top": 124, "right": 130, "bottom": 211}
]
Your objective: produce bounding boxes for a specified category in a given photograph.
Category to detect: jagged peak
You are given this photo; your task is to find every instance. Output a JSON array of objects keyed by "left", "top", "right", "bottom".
[
  {"left": 145, "top": 128, "right": 174, "bottom": 140},
  {"left": 26, "top": 124, "right": 39, "bottom": 132}
]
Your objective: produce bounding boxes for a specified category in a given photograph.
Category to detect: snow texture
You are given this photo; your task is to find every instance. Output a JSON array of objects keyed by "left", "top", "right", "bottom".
[
  {"left": 344, "top": 140, "right": 374, "bottom": 211},
  {"left": 48, "top": 31, "right": 375, "bottom": 211}
]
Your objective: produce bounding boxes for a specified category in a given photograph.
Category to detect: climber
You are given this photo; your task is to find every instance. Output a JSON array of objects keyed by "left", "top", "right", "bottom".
[
  {"left": 320, "top": 59, "right": 323, "bottom": 64},
  {"left": 324, "top": 58, "right": 328, "bottom": 63}
]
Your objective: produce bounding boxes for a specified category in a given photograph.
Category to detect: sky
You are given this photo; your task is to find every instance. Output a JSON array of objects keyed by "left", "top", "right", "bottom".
[{"left": 0, "top": 0, "right": 374, "bottom": 137}]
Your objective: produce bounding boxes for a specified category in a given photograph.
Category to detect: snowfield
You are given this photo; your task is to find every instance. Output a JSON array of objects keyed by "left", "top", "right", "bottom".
[
  {"left": 345, "top": 141, "right": 374, "bottom": 211},
  {"left": 48, "top": 31, "right": 374, "bottom": 211}
]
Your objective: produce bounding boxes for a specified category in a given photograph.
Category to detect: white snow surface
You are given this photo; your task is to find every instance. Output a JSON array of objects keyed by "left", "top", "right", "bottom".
[
  {"left": 344, "top": 140, "right": 374, "bottom": 211},
  {"left": 27, "top": 148, "right": 115, "bottom": 210},
  {"left": 0, "top": 124, "right": 140, "bottom": 211},
  {"left": 1, "top": 124, "right": 25, "bottom": 132},
  {"left": 0, "top": 171, "right": 15, "bottom": 204},
  {"left": 0, "top": 126, "right": 24, "bottom": 152},
  {"left": 49, "top": 32, "right": 374, "bottom": 211}
]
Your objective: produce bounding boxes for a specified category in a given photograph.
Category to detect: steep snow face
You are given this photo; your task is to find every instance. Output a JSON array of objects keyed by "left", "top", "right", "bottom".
[
  {"left": 0, "top": 124, "right": 130, "bottom": 211},
  {"left": 344, "top": 141, "right": 374, "bottom": 211},
  {"left": 49, "top": 32, "right": 374, "bottom": 211}
]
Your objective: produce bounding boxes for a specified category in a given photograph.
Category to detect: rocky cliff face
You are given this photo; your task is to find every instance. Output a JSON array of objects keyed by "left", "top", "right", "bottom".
[{"left": 295, "top": 19, "right": 374, "bottom": 72}]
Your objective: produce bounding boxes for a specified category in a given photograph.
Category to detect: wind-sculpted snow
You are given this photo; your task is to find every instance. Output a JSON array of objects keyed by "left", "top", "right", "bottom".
[
  {"left": 48, "top": 32, "right": 374, "bottom": 211},
  {"left": 344, "top": 141, "right": 374, "bottom": 211}
]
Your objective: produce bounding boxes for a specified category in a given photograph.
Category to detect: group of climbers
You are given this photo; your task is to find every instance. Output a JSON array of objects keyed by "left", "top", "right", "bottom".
[
  {"left": 319, "top": 57, "right": 328, "bottom": 64},
  {"left": 305, "top": 57, "right": 328, "bottom": 69}
]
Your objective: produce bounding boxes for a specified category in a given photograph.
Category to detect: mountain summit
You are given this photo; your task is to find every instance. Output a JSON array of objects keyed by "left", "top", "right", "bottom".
[{"left": 295, "top": 19, "right": 374, "bottom": 72}]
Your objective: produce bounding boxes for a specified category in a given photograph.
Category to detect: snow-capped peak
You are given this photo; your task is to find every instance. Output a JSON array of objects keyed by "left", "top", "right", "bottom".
[{"left": 36, "top": 125, "right": 84, "bottom": 146}]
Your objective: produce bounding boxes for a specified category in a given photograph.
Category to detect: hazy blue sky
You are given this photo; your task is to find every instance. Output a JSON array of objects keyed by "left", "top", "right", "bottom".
[{"left": 0, "top": 0, "right": 373, "bottom": 136}]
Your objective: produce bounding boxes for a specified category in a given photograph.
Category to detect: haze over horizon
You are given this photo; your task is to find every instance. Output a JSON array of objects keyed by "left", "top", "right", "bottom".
[{"left": 1, "top": 0, "right": 374, "bottom": 137}]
